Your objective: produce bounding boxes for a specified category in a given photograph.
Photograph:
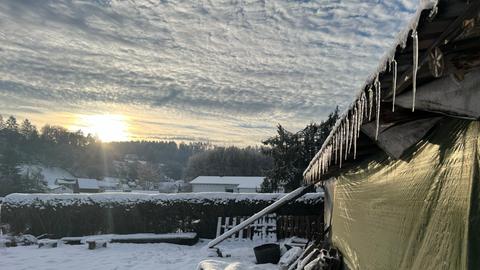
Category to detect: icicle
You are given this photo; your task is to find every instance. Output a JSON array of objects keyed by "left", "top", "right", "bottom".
[
  {"left": 345, "top": 118, "right": 349, "bottom": 160},
  {"left": 353, "top": 106, "right": 358, "bottom": 159},
  {"left": 322, "top": 154, "right": 326, "bottom": 174},
  {"left": 364, "top": 92, "right": 368, "bottom": 120},
  {"left": 327, "top": 145, "right": 332, "bottom": 169},
  {"left": 348, "top": 111, "right": 354, "bottom": 154},
  {"left": 325, "top": 149, "right": 328, "bottom": 173},
  {"left": 368, "top": 87, "right": 374, "bottom": 121},
  {"left": 375, "top": 76, "right": 381, "bottom": 140},
  {"left": 412, "top": 29, "right": 418, "bottom": 112},
  {"left": 317, "top": 158, "right": 322, "bottom": 179},
  {"left": 336, "top": 133, "right": 339, "bottom": 165},
  {"left": 358, "top": 98, "right": 363, "bottom": 138},
  {"left": 339, "top": 123, "right": 343, "bottom": 168},
  {"left": 333, "top": 134, "right": 337, "bottom": 165},
  {"left": 319, "top": 156, "right": 323, "bottom": 179},
  {"left": 323, "top": 153, "right": 326, "bottom": 174},
  {"left": 392, "top": 59, "right": 397, "bottom": 112},
  {"left": 322, "top": 155, "right": 325, "bottom": 174}
]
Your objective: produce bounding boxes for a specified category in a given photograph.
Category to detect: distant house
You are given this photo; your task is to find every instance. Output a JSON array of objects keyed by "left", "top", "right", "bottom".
[
  {"left": 98, "top": 177, "right": 121, "bottom": 190},
  {"left": 190, "top": 176, "right": 264, "bottom": 193},
  {"left": 75, "top": 178, "right": 100, "bottom": 193},
  {"left": 48, "top": 185, "right": 73, "bottom": 194},
  {"left": 55, "top": 178, "right": 77, "bottom": 191},
  {"left": 19, "top": 165, "right": 75, "bottom": 191},
  {"left": 158, "top": 180, "right": 187, "bottom": 193}
]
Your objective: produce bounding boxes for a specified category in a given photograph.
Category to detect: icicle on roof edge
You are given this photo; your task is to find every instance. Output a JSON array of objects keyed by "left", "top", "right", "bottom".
[{"left": 303, "top": 0, "right": 438, "bottom": 182}]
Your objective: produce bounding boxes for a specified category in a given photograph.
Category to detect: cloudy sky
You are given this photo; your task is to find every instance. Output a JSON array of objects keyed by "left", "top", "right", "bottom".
[{"left": 0, "top": 0, "right": 420, "bottom": 145}]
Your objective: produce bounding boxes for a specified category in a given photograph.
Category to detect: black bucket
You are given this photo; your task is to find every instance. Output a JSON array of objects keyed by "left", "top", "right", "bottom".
[{"left": 253, "top": 243, "right": 281, "bottom": 264}]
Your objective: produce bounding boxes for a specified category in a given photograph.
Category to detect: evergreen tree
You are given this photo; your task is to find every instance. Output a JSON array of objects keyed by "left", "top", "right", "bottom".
[
  {"left": 184, "top": 146, "right": 272, "bottom": 181},
  {"left": 5, "top": 116, "right": 19, "bottom": 132},
  {"left": 20, "top": 119, "right": 39, "bottom": 140},
  {"left": 0, "top": 114, "right": 4, "bottom": 130},
  {"left": 0, "top": 146, "right": 44, "bottom": 196},
  {"left": 261, "top": 107, "right": 339, "bottom": 192},
  {"left": 261, "top": 125, "right": 300, "bottom": 192}
]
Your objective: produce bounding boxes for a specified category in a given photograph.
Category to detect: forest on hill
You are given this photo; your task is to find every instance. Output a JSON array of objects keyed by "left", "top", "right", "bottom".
[{"left": 0, "top": 107, "right": 338, "bottom": 195}]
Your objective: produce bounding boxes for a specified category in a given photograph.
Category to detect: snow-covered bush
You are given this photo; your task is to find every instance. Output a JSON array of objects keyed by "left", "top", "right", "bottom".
[{"left": 1, "top": 192, "right": 323, "bottom": 238}]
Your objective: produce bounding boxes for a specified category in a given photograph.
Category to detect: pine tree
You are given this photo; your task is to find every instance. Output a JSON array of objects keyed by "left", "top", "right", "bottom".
[
  {"left": 5, "top": 116, "right": 19, "bottom": 132},
  {"left": 0, "top": 114, "right": 4, "bottom": 130},
  {"left": 20, "top": 119, "right": 39, "bottom": 140},
  {"left": 261, "top": 107, "right": 339, "bottom": 192}
]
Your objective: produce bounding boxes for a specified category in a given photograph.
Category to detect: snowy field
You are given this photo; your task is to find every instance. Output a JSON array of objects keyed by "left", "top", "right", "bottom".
[{"left": 0, "top": 239, "right": 277, "bottom": 270}]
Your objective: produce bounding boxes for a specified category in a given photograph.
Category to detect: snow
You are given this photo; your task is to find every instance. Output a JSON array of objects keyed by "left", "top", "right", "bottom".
[
  {"left": 0, "top": 239, "right": 277, "bottom": 270},
  {"left": 77, "top": 178, "right": 100, "bottom": 190},
  {"left": 279, "top": 247, "right": 303, "bottom": 268},
  {"left": 3, "top": 192, "right": 323, "bottom": 208},
  {"left": 191, "top": 176, "right": 265, "bottom": 189},
  {"left": 19, "top": 165, "right": 75, "bottom": 189},
  {"left": 70, "top": 233, "right": 198, "bottom": 242}
]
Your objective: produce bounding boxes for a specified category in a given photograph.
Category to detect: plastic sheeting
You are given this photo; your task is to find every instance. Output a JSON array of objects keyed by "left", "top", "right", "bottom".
[{"left": 327, "top": 118, "right": 479, "bottom": 270}]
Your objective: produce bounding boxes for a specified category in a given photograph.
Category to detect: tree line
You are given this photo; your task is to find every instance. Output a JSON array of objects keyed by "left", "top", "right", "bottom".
[{"left": 0, "top": 107, "right": 338, "bottom": 195}]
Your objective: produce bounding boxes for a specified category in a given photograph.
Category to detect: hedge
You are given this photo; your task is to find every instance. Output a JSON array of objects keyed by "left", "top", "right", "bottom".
[{"left": 1, "top": 192, "right": 323, "bottom": 238}]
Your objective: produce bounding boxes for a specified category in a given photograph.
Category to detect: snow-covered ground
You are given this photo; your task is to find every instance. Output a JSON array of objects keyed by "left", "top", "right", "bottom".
[{"left": 0, "top": 239, "right": 277, "bottom": 270}]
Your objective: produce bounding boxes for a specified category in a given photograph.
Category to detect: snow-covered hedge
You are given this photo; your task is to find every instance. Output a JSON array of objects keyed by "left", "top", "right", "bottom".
[{"left": 1, "top": 192, "right": 323, "bottom": 238}]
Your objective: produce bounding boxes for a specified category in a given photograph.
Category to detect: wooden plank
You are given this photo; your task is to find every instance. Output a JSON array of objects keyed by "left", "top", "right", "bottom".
[
  {"left": 231, "top": 217, "right": 237, "bottom": 239},
  {"left": 216, "top": 217, "right": 222, "bottom": 238},
  {"left": 239, "top": 217, "right": 244, "bottom": 239},
  {"left": 224, "top": 217, "right": 230, "bottom": 232}
]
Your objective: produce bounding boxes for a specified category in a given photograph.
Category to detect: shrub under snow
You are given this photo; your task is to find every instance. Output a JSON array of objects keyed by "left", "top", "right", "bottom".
[{"left": 1, "top": 192, "right": 323, "bottom": 238}]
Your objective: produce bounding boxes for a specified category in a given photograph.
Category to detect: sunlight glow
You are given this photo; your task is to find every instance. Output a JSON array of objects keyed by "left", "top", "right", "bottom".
[{"left": 77, "top": 114, "right": 130, "bottom": 142}]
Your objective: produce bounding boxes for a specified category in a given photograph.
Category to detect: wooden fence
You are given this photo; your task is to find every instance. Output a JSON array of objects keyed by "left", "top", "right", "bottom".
[
  {"left": 277, "top": 215, "right": 323, "bottom": 240},
  {"left": 216, "top": 214, "right": 323, "bottom": 241}
]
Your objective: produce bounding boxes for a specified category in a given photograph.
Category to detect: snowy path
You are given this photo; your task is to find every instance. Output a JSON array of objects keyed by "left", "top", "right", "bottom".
[{"left": 0, "top": 240, "right": 277, "bottom": 270}]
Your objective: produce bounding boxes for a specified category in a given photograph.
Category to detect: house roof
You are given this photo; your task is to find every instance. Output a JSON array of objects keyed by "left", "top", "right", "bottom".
[
  {"left": 77, "top": 178, "right": 100, "bottom": 190},
  {"left": 190, "top": 176, "right": 264, "bottom": 189},
  {"left": 303, "top": 0, "right": 480, "bottom": 183},
  {"left": 19, "top": 165, "right": 74, "bottom": 189},
  {"left": 56, "top": 179, "right": 76, "bottom": 185}
]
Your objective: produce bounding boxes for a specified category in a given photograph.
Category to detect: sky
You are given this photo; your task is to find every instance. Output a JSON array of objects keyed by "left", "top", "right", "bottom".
[{"left": 0, "top": 0, "right": 420, "bottom": 145}]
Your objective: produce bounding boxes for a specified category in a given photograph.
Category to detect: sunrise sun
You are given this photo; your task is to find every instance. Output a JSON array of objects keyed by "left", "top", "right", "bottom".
[{"left": 77, "top": 114, "right": 130, "bottom": 142}]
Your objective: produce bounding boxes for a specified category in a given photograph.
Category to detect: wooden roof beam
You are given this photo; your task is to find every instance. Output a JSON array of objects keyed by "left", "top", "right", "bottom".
[{"left": 384, "top": 0, "right": 480, "bottom": 98}]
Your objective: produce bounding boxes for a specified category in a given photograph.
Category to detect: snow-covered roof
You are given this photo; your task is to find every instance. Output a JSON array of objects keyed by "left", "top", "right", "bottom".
[
  {"left": 190, "top": 176, "right": 264, "bottom": 189},
  {"left": 303, "top": 0, "right": 440, "bottom": 182},
  {"left": 56, "top": 179, "right": 76, "bottom": 185},
  {"left": 77, "top": 178, "right": 99, "bottom": 190},
  {"left": 19, "top": 165, "right": 74, "bottom": 188}
]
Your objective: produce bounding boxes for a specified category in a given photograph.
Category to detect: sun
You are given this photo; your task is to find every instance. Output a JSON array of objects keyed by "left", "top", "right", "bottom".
[{"left": 78, "top": 114, "right": 130, "bottom": 142}]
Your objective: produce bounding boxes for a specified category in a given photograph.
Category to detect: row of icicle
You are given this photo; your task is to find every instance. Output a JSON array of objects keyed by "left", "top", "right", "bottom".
[{"left": 306, "top": 29, "right": 419, "bottom": 183}]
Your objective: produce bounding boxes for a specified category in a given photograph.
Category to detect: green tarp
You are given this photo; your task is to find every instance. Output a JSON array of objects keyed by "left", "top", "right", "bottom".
[{"left": 327, "top": 119, "right": 479, "bottom": 270}]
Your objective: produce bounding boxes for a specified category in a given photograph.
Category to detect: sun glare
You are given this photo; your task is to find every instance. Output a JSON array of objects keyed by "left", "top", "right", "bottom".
[{"left": 77, "top": 114, "right": 130, "bottom": 142}]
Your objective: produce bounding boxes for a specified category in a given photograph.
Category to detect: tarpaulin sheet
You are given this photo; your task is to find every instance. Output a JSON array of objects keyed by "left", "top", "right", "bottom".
[{"left": 328, "top": 119, "right": 479, "bottom": 270}]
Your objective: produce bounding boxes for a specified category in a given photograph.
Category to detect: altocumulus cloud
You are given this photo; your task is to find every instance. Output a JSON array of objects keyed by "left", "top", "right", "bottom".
[{"left": 0, "top": 0, "right": 420, "bottom": 144}]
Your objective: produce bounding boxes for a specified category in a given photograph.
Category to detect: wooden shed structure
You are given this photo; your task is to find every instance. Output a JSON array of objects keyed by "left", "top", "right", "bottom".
[{"left": 303, "top": 0, "right": 480, "bottom": 269}]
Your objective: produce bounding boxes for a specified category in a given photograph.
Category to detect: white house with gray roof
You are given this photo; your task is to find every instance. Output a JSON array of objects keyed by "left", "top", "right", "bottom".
[{"left": 190, "top": 176, "right": 264, "bottom": 193}]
